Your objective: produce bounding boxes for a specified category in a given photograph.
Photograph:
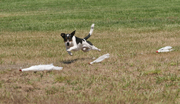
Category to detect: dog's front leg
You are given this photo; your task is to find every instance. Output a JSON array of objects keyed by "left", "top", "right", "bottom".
[
  {"left": 67, "top": 51, "right": 72, "bottom": 56},
  {"left": 66, "top": 47, "right": 73, "bottom": 56},
  {"left": 67, "top": 46, "right": 78, "bottom": 52}
]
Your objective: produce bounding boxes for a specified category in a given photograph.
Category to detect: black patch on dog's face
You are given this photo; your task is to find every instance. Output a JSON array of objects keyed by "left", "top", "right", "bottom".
[{"left": 61, "top": 30, "right": 76, "bottom": 42}]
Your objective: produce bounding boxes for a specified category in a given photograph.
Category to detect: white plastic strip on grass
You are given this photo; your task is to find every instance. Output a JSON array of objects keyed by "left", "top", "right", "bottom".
[
  {"left": 19, "top": 64, "right": 63, "bottom": 72},
  {"left": 89, "top": 53, "right": 110, "bottom": 65},
  {"left": 156, "top": 46, "right": 173, "bottom": 53}
]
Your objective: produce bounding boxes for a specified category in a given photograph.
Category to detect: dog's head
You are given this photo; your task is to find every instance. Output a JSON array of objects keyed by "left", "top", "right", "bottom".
[{"left": 61, "top": 30, "right": 75, "bottom": 46}]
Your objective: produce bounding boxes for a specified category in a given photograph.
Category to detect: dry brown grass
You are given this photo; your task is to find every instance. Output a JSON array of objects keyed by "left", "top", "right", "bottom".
[{"left": 0, "top": 29, "right": 180, "bottom": 103}]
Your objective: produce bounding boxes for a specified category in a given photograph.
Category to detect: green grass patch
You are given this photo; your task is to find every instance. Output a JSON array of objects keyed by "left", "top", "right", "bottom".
[
  {"left": 144, "top": 69, "right": 161, "bottom": 75},
  {"left": 1, "top": 0, "right": 180, "bottom": 32},
  {"left": 156, "top": 74, "right": 180, "bottom": 84},
  {"left": 55, "top": 76, "right": 68, "bottom": 83}
]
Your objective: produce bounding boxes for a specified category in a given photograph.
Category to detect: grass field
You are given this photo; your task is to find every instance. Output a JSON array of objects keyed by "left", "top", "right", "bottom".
[{"left": 1, "top": 0, "right": 180, "bottom": 103}]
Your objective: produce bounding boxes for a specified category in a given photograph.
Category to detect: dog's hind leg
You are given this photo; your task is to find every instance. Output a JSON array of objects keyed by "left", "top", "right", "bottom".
[
  {"left": 82, "top": 47, "right": 91, "bottom": 52},
  {"left": 91, "top": 46, "right": 101, "bottom": 52}
]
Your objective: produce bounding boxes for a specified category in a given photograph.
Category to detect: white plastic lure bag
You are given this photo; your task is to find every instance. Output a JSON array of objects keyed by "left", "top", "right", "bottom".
[
  {"left": 156, "top": 46, "right": 173, "bottom": 53},
  {"left": 19, "top": 64, "right": 63, "bottom": 72},
  {"left": 89, "top": 53, "right": 110, "bottom": 65}
]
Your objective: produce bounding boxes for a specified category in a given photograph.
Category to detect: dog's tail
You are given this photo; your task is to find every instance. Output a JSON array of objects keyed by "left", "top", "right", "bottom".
[{"left": 84, "top": 24, "right": 94, "bottom": 40}]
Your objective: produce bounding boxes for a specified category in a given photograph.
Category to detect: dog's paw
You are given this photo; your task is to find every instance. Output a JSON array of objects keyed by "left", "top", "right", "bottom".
[
  {"left": 68, "top": 53, "right": 73, "bottom": 56},
  {"left": 98, "top": 49, "right": 101, "bottom": 52},
  {"left": 67, "top": 51, "right": 73, "bottom": 56}
]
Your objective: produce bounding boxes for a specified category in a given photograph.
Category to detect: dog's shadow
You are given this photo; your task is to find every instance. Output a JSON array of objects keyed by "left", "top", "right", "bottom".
[{"left": 60, "top": 58, "right": 92, "bottom": 64}]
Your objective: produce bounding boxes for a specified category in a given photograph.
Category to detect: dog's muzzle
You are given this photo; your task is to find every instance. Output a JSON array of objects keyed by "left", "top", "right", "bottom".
[{"left": 67, "top": 42, "right": 69, "bottom": 46}]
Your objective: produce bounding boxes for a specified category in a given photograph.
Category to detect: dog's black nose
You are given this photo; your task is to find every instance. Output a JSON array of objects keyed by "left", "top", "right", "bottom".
[{"left": 67, "top": 42, "right": 69, "bottom": 46}]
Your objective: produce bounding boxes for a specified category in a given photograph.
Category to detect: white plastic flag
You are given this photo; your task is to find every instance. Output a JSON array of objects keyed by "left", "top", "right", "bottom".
[
  {"left": 156, "top": 46, "right": 173, "bottom": 53},
  {"left": 89, "top": 53, "right": 110, "bottom": 65},
  {"left": 19, "top": 64, "right": 63, "bottom": 72}
]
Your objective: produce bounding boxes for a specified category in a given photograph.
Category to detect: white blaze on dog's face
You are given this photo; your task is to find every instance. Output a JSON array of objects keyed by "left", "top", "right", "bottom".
[{"left": 61, "top": 30, "right": 76, "bottom": 47}]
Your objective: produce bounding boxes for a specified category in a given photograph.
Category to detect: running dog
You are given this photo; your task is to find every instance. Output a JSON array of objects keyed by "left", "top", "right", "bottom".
[{"left": 61, "top": 24, "right": 101, "bottom": 56}]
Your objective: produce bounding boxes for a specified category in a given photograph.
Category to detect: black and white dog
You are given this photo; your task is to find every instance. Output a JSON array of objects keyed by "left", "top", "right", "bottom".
[{"left": 61, "top": 24, "right": 101, "bottom": 56}]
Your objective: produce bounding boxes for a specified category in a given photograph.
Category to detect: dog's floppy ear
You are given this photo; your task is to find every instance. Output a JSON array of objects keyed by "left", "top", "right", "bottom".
[
  {"left": 61, "top": 33, "right": 65, "bottom": 38},
  {"left": 71, "top": 30, "right": 76, "bottom": 36}
]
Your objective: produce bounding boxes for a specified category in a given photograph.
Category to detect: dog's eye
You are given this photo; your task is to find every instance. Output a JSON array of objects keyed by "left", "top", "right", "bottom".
[
  {"left": 64, "top": 38, "right": 67, "bottom": 41},
  {"left": 67, "top": 37, "right": 72, "bottom": 41}
]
